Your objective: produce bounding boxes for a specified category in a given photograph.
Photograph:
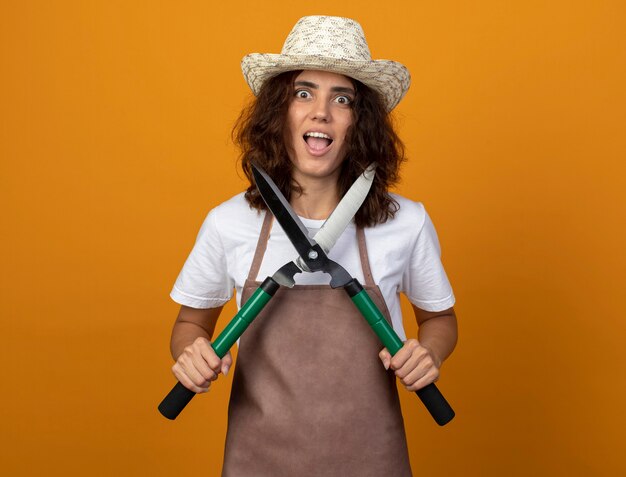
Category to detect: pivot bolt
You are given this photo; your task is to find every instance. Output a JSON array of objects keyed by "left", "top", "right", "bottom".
[{"left": 308, "top": 250, "right": 318, "bottom": 260}]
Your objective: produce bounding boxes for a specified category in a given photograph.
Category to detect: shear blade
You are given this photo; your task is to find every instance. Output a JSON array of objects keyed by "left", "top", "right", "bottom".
[{"left": 252, "top": 164, "right": 319, "bottom": 263}]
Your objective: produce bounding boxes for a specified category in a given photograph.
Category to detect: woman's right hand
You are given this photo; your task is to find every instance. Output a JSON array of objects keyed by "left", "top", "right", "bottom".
[{"left": 172, "top": 337, "right": 232, "bottom": 393}]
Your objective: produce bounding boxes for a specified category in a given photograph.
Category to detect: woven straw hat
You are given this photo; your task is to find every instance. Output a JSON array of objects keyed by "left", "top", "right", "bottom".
[{"left": 241, "top": 16, "right": 411, "bottom": 112}]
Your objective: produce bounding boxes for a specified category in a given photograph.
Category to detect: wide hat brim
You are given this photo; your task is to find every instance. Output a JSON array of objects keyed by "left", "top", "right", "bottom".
[{"left": 241, "top": 53, "right": 411, "bottom": 112}]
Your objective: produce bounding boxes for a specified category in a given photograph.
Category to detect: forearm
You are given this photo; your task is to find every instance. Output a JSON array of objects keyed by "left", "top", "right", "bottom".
[
  {"left": 169, "top": 305, "right": 222, "bottom": 360},
  {"left": 414, "top": 307, "right": 458, "bottom": 367},
  {"left": 170, "top": 321, "right": 213, "bottom": 360}
]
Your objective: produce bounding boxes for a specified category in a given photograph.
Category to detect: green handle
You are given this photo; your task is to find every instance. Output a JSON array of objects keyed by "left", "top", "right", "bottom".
[
  {"left": 350, "top": 288, "right": 404, "bottom": 355},
  {"left": 212, "top": 284, "right": 274, "bottom": 357},
  {"left": 347, "top": 280, "right": 455, "bottom": 426},
  {"left": 158, "top": 277, "right": 279, "bottom": 420}
]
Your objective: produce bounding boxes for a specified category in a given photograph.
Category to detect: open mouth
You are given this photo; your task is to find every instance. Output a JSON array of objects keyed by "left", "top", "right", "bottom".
[{"left": 303, "top": 132, "right": 333, "bottom": 151}]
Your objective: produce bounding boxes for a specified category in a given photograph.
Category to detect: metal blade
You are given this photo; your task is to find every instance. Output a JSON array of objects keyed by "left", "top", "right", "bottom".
[
  {"left": 294, "top": 164, "right": 376, "bottom": 272},
  {"left": 252, "top": 164, "right": 316, "bottom": 261},
  {"left": 314, "top": 163, "right": 376, "bottom": 253}
]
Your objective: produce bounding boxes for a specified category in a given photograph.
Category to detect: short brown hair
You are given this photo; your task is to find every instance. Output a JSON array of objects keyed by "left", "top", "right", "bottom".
[{"left": 233, "top": 71, "right": 406, "bottom": 228}]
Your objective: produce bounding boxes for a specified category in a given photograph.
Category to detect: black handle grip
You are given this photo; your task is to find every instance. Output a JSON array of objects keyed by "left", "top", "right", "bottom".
[
  {"left": 158, "top": 381, "right": 196, "bottom": 420},
  {"left": 416, "top": 382, "right": 455, "bottom": 426}
]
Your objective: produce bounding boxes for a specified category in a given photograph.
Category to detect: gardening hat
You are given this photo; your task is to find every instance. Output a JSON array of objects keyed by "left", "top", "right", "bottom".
[{"left": 241, "top": 15, "right": 411, "bottom": 111}]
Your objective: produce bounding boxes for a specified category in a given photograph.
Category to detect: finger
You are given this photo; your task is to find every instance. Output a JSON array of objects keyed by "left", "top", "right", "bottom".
[
  {"left": 178, "top": 353, "right": 214, "bottom": 387},
  {"left": 405, "top": 368, "right": 440, "bottom": 392},
  {"left": 397, "top": 349, "right": 439, "bottom": 390},
  {"left": 172, "top": 362, "right": 210, "bottom": 393},
  {"left": 190, "top": 351, "right": 218, "bottom": 382},
  {"left": 389, "top": 339, "right": 419, "bottom": 371},
  {"left": 178, "top": 340, "right": 218, "bottom": 383},
  {"left": 394, "top": 344, "right": 432, "bottom": 379},
  {"left": 398, "top": 362, "right": 428, "bottom": 388},
  {"left": 393, "top": 350, "right": 422, "bottom": 380},
  {"left": 221, "top": 351, "right": 233, "bottom": 376},
  {"left": 172, "top": 338, "right": 219, "bottom": 390},
  {"left": 378, "top": 348, "right": 391, "bottom": 370},
  {"left": 179, "top": 374, "right": 210, "bottom": 394},
  {"left": 193, "top": 338, "right": 222, "bottom": 373}
]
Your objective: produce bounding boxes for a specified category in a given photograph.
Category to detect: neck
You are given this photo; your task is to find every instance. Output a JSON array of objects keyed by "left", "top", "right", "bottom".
[{"left": 290, "top": 176, "right": 340, "bottom": 220}]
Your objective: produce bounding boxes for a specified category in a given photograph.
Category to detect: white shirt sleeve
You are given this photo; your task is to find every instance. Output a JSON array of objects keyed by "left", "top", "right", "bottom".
[
  {"left": 170, "top": 208, "right": 234, "bottom": 309},
  {"left": 400, "top": 207, "right": 455, "bottom": 312}
]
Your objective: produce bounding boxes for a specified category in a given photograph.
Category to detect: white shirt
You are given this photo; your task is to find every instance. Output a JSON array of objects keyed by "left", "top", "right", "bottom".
[{"left": 171, "top": 192, "right": 455, "bottom": 341}]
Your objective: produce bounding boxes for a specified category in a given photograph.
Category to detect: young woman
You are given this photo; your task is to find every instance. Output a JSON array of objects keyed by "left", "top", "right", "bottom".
[{"left": 168, "top": 16, "right": 457, "bottom": 476}]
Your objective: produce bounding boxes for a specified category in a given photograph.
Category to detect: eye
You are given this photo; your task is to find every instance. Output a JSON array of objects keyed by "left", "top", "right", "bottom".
[
  {"left": 295, "top": 89, "right": 312, "bottom": 99},
  {"left": 334, "top": 95, "right": 352, "bottom": 105}
]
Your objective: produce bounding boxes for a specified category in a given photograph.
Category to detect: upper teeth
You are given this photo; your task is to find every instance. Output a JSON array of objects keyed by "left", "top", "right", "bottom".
[{"left": 305, "top": 132, "right": 331, "bottom": 139}]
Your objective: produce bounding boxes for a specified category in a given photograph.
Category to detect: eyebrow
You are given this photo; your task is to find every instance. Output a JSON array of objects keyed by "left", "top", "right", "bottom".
[{"left": 294, "top": 81, "right": 356, "bottom": 96}]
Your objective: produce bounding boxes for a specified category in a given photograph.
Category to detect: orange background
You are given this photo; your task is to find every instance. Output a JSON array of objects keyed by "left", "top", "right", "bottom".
[{"left": 1, "top": 1, "right": 625, "bottom": 475}]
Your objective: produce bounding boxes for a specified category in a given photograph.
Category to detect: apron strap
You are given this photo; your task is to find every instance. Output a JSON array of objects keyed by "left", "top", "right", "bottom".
[
  {"left": 246, "top": 211, "right": 273, "bottom": 282},
  {"left": 356, "top": 227, "right": 375, "bottom": 287},
  {"left": 247, "top": 210, "right": 375, "bottom": 287}
]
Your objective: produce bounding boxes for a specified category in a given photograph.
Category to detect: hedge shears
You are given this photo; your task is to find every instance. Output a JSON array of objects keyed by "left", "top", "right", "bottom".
[
  {"left": 159, "top": 163, "right": 455, "bottom": 426},
  {"left": 159, "top": 163, "right": 377, "bottom": 419}
]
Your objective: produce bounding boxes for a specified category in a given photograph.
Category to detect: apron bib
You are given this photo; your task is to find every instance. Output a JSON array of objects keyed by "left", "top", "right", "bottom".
[{"left": 223, "top": 213, "right": 411, "bottom": 477}]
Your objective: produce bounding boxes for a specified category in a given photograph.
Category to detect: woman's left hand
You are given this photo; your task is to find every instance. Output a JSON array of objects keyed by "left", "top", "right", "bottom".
[{"left": 379, "top": 339, "right": 441, "bottom": 391}]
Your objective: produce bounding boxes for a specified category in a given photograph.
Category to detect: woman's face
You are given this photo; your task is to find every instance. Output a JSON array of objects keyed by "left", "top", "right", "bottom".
[{"left": 285, "top": 70, "right": 355, "bottom": 184}]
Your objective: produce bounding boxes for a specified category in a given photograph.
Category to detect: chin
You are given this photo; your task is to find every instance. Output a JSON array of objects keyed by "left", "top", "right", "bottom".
[{"left": 297, "top": 159, "right": 340, "bottom": 177}]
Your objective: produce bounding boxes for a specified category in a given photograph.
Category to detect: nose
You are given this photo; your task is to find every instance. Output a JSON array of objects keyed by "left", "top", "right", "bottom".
[{"left": 310, "top": 97, "right": 330, "bottom": 122}]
